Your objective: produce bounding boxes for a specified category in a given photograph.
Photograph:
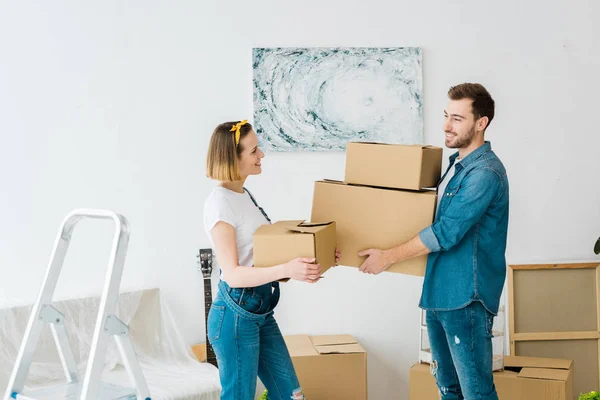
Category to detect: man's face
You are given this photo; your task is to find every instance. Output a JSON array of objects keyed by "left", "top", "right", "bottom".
[{"left": 443, "top": 98, "right": 478, "bottom": 149}]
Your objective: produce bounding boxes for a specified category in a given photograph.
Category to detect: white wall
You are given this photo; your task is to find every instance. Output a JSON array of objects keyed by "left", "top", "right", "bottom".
[{"left": 1, "top": 0, "right": 599, "bottom": 398}]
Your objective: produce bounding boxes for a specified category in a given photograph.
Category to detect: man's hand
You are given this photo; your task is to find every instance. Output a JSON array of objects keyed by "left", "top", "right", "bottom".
[{"left": 357, "top": 248, "right": 392, "bottom": 274}]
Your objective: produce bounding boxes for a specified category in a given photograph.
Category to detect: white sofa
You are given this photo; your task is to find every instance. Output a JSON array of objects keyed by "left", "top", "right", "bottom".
[{"left": 0, "top": 288, "right": 220, "bottom": 400}]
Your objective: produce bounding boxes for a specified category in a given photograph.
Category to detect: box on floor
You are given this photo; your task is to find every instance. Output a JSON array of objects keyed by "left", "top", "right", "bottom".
[
  {"left": 410, "top": 356, "right": 573, "bottom": 400},
  {"left": 285, "top": 334, "right": 367, "bottom": 400}
]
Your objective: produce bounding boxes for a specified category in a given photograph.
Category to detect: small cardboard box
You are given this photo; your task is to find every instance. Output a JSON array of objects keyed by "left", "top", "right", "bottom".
[
  {"left": 191, "top": 343, "right": 206, "bottom": 362},
  {"left": 345, "top": 142, "right": 443, "bottom": 190},
  {"left": 410, "top": 356, "right": 573, "bottom": 400},
  {"left": 253, "top": 220, "right": 337, "bottom": 279},
  {"left": 311, "top": 180, "right": 437, "bottom": 276},
  {"left": 285, "top": 334, "right": 367, "bottom": 400}
]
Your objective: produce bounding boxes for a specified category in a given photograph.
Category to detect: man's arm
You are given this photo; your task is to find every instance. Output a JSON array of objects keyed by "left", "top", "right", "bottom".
[
  {"left": 358, "top": 167, "right": 503, "bottom": 274},
  {"left": 358, "top": 235, "right": 430, "bottom": 274}
]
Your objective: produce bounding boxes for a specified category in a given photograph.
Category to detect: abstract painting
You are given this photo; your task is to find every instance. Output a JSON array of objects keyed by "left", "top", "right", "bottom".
[{"left": 252, "top": 47, "right": 423, "bottom": 152}]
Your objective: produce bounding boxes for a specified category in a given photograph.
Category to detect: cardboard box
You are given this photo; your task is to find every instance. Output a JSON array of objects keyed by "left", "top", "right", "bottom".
[
  {"left": 410, "top": 356, "right": 573, "bottom": 400},
  {"left": 191, "top": 343, "right": 206, "bottom": 362},
  {"left": 285, "top": 334, "right": 367, "bottom": 400},
  {"left": 345, "top": 142, "right": 443, "bottom": 190},
  {"left": 311, "top": 180, "right": 437, "bottom": 276},
  {"left": 253, "top": 220, "right": 337, "bottom": 279}
]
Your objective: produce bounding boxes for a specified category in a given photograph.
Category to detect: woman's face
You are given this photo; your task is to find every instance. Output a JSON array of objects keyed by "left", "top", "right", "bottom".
[{"left": 238, "top": 130, "right": 265, "bottom": 177}]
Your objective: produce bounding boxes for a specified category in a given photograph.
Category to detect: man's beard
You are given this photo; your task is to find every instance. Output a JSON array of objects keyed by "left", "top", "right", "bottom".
[{"left": 446, "top": 125, "right": 476, "bottom": 149}]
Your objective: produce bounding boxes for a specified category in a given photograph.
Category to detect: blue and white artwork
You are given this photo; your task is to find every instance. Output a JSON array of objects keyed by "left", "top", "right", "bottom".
[{"left": 252, "top": 47, "right": 423, "bottom": 152}]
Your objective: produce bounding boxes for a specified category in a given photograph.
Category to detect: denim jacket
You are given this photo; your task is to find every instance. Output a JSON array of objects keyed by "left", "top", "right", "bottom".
[{"left": 419, "top": 141, "right": 509, "bottom": 315}]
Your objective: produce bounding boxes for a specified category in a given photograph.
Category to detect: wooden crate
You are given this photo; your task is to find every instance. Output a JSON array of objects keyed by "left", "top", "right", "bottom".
[{"left": 508, "top": 262, "right": 600, "bottom": 398}]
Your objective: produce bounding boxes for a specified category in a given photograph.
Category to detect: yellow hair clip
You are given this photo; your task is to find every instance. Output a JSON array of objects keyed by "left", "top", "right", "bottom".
[{"left": 230, "top": 120, "right": 248, "bottom": 146}]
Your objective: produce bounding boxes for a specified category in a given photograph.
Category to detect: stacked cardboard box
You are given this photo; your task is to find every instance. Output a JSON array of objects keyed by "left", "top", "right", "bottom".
[
  {"left": 311, "top": 142, "right": 443, "bottom": 276},
  {"left": 253, "top": 141, "right": 442, "bottom": 277}
]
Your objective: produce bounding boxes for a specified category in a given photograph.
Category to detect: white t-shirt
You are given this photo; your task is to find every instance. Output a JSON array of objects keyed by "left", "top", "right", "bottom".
[
  {"left": 437, "top": 158, "right": 461, "bottom": 210},
  {"left": 203, "top": 186, "right": 270, "bottom": 268}
]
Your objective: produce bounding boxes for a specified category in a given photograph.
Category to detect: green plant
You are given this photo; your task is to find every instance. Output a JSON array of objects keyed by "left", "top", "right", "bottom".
[
  {"left": 257, "top": 390, "right": 268, "bottom": 400},
  {"left": 579, "top": 391, "right": 600, "bottom": 400}
]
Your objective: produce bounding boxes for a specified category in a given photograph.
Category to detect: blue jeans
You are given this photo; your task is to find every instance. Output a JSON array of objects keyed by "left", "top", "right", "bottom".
[
  {"left": 426, "top": 301, "right": 498, "bottom": 400},
  {"left": 207, "top": 280, "right": 304, "bottom": 400}
]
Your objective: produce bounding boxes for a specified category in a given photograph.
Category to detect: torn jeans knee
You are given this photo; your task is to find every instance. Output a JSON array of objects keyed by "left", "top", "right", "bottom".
[
  {"left": 430, "top": 360, "right": 449, "bottom": 396},
  {"left": 430, "top": 359, "right": 438, "bottom": 377},
  {"left": 291, "top": 387, "right": 305, "bottom": 400}
]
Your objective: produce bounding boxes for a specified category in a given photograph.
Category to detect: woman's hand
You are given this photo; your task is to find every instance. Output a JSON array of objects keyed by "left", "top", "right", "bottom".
[{"left": 284, "top": 257, "right": 322, "bottom": 283}]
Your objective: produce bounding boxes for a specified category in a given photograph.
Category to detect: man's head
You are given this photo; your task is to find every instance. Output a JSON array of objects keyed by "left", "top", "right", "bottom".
[{"left": 443, "top": 83, "right": 495, "bottom": 150}]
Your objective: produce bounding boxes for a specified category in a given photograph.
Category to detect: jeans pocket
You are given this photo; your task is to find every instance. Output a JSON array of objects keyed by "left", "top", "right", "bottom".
[
  {"left": 240, "top": 292, "right": 263, "bottom": 314},
  {"left": 207, "top": 305, "right": 226, "bottom": 342}
]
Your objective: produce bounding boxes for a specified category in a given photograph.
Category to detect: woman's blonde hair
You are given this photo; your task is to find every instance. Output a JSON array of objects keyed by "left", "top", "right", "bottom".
[{"left": 206, "top": 120, "right": 253, "bottom": 181}]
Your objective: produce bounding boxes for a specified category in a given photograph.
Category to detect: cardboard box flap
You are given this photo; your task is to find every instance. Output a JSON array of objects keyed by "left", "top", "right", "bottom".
[
  {"left": 348, "top": 141, "right": 439, "bottom": 149},
  {"left": 348, "top": 141, "right": 384, "bottom": 146},
  {"left": 298, "top": 221, "right": 333, "bottom": 227},
  {"left": 315, "top": 343, "right": 365, "bottom": 354},
  {"left": 287, "top": 221, "right": 334, "bottom": 234},
  {"left": 504, "top": 356, "right": 573, "bottom": 370},
  {"left": 310, "top": 334, "right": 357, "bottom": 346},
  {"left": 255, "top": 220, "right": 334, "bottom": 235},
  {"left": 284, "top": 335, "right": 318, "bottom": 357},
  {"left": 319, "top": 179, "right": 437, "bottom": 195},
  {"left": 322, "top": 179, "right": 346, "bottom": 185},
  {"left": 310, "top": 335, "right": 365, "bottom": 354},
  {"left": 408, "top": 144, "right": 439, "bottom": 149},
  {"left": 517, "top": 367, "right": 571, "bottom": 382},
  {"left": 254, "top": 221, "right": 304, "bottom": 236}
]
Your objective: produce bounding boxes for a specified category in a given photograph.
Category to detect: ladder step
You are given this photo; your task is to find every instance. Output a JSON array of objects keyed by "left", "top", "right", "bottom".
[{"left": 14, "top": 382, "right": 137, "bottom": 400}]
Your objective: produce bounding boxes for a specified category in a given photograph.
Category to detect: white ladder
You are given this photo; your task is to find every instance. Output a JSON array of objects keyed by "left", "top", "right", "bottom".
[{"left": 3, "top": 209, "right": 151, "bottom": 400}]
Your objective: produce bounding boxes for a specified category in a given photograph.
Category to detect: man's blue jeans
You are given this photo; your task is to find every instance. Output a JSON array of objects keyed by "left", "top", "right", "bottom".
[
  {"left": 208, "top": 280, "right": 304, "bottom": 400},
  {"left": 426, "top": 301, "right": 499, "bottom": 400}
]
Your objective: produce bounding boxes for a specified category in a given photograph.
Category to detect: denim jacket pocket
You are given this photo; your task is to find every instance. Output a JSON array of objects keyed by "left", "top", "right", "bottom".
[
  {"left": 440, "top": 187, "right": 460, "bottom": 213},
  {"left": 444, "top": 187, "right": 459, "bottom": 198}
]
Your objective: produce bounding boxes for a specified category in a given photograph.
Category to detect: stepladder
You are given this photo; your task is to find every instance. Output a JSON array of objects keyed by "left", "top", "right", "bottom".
[{"left": 4, "top": 209, "right": 151, "bottom": 400}]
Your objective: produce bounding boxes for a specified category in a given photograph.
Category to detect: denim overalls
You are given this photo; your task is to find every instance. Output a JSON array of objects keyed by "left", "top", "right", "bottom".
[{"left": 207, "top": 188, "right": 303, "bottom": 400}]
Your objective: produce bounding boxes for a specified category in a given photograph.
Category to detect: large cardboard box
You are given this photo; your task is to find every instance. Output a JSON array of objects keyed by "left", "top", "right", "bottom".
[
  {"left": 345, "top": 142, "right": 443, "bottom": 190},
  {"left": 311, "top": 180, "right": 437, "bottom": 276},
  {"left": 285, "top": 334, "right": 367, "bottom": 400},
  {"left": 410, "top": 356, "right": 574, "bottom": 400},
  {"left": 253, "top": 220, "right": 337, "bottom": 279}
]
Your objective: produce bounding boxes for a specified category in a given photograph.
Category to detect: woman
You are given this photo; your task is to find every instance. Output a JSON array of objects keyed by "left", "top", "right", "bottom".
[{"left": 203, "top": 120, "right": 339, "bottom": 400}]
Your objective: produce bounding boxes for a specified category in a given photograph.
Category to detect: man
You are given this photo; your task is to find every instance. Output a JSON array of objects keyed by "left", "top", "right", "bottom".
[{"left": 358, "top": 83, "right": 509, "bottom": 400}]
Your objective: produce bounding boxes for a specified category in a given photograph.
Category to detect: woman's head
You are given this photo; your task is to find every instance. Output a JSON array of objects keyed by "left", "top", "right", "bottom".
[{"left": 206, "top": 120, "right": 264, "bottom": 181}]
